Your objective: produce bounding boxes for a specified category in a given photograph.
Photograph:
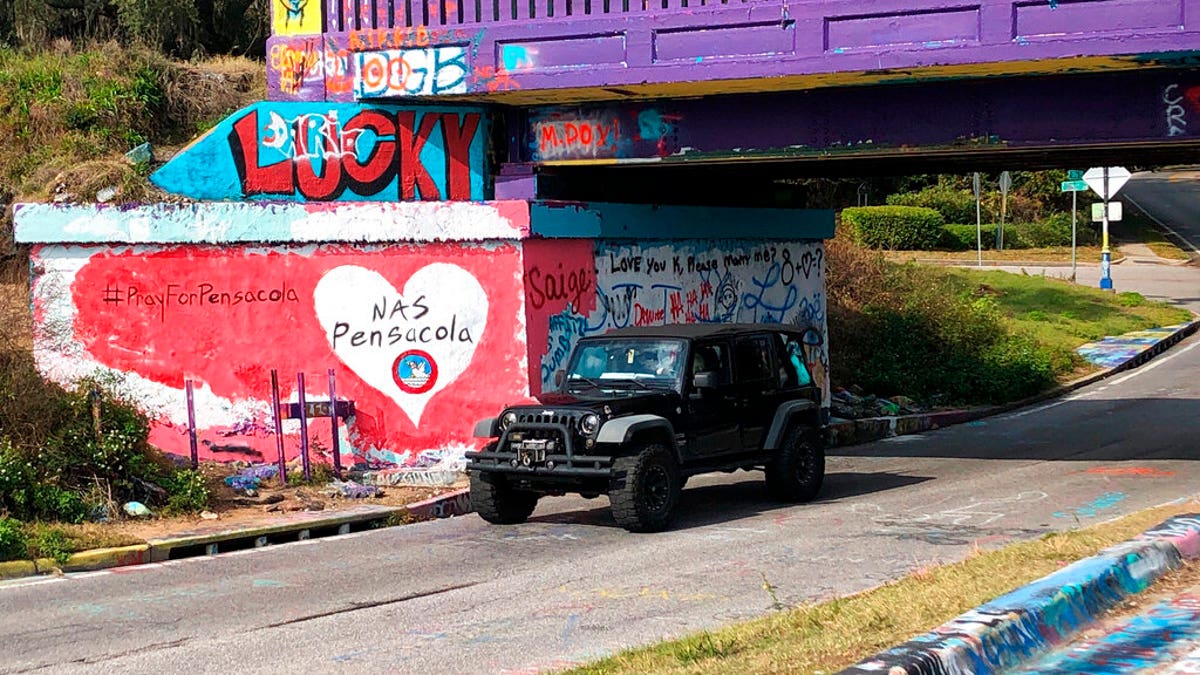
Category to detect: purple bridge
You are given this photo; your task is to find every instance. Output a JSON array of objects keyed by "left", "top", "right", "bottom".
[{"left": 257, "top": 0, "right": 1200, "bottom": 196}]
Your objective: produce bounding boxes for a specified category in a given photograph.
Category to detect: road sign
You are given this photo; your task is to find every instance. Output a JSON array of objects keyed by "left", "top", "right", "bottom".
[
  {"left": 972, "top": 172, "right": 981, "bottom": 198},
  {"left": 1061, "top": 180, "right": 1088, "bottom": 192},
  {"left": 1067, "top": 169, "right": 1085, "bottom": 180},
  {"left": 1091, "top": 201, "right": 1123, "bottom": 222},
  {"left": 1083, "top": 166, "right": 1131, "bottom": 199},
  {"left": 999, "top": 171, "right": 1012, "bottom": 195}
]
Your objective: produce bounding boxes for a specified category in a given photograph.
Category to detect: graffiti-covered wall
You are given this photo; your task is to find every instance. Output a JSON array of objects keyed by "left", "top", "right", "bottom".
[
  {"left": 21, "top": 202, "right": 532, "bottom": 467},
  {"left": 151, "top": 102, "right": 488, "bottom": 203},
  {"left": 17, "top": 200, "right": 834, "bottom": 468},
  {"left": 523, "top": 237, "right": 829, "bottom": 403}
]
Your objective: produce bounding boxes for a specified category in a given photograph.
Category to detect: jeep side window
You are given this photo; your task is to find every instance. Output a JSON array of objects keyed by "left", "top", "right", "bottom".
[
  {"left": 775, "top": 333, "right": 812, "bottom": 388},
  {"left": 690, "top": 342, "right": 729, "bottom": 385},
  {"left": 733, "top": 336, "right": 773, "bottom": 385}
]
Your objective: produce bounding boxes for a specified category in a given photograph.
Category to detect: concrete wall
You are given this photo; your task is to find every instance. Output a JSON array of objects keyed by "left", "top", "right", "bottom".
[
  {"left": 523, "top": 238, "right": 828, "bottom": 399},
  {"left": 17, "top": 201, "right": 832, "bottom": 468},
  {"left": 23, "top": 202, "right": 533, "bottom": 467}
]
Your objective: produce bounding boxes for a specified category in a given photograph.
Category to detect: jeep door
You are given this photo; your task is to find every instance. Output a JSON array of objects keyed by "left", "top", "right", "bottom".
[
  {"left": 732, "top": 333, "right": 778, "bottom": 449},
  {"left": 683, "top": 340, "right": 741, "bottom": 457}
]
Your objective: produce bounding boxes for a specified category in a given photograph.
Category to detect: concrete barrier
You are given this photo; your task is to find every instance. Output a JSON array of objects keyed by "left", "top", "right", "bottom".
[{"left": 840, "top": 514, "right": 1200, "bottom": 675}]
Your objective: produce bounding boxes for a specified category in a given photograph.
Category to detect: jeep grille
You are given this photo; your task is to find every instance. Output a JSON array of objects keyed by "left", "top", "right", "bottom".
[{"left": 516, "top": 412, "right": 580, "bottom": 434}]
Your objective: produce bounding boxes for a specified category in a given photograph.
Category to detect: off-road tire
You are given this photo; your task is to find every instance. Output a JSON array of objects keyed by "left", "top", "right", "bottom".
[
  {"left": 610, "top": 443, "right": 682, "bottom": 533},
  {"left": 470, "top": 471, "right": 539, "bottom": 524},
  {"left": 765, "top": 427, "right": 825, "bottom": 502}
]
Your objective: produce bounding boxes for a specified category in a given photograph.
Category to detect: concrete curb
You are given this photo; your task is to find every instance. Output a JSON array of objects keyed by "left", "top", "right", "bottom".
[
  {"left": 840, "top": 514, "right": 1200, "bottom": 674},
  {"left": 828, "top": 318, "right": 1200, "bottom": 450},
  {"left": 0, "top": 489, "right": 474, "bottom": 581}
]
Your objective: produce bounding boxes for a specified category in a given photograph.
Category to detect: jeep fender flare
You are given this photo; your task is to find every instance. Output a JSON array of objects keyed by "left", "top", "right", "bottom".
[
  {"left": 474, "top": 417, "right": 498, "bottom": 438},
  {"left": 596, "top": 415, "right": 678, "bottom": 455},
  {"left": 763, "top": 400, "right": 819, "bottom": 450}
]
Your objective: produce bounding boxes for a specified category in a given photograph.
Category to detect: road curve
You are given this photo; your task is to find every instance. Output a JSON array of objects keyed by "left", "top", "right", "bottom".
[{"left": 1, "top": 329, "right": 1199, "bottom": 674}]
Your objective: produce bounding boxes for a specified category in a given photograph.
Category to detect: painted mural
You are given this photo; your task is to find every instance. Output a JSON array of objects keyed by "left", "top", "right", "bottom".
[
  {"left": 30, "top": 241, "right": 530, "bottom": 467},
  {"left": 150, "top": 101, "right": 487, "bottom": 202},
  {"left": 522, "top": 238, "right": 829, "bottom": 401}
]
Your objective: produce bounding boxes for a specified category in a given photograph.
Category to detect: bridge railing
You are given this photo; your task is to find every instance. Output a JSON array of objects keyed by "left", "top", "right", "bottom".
[{"left": 324, "top": 0, "right": 759, "bottom": 31}]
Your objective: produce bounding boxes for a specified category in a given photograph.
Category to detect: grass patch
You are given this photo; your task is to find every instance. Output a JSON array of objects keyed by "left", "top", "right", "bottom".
[
  {"left": 1115, "top": 209, "right": 1193, "bottom": 261},
  {"left": 569, "top": 499, "right": 1200, "bottom": 675},
  {"left": 945, "top": 268, "right": 1194, "bottom": 361},
  {"left": 884, "top": 245, "right": 1114, "bottom": 264}
]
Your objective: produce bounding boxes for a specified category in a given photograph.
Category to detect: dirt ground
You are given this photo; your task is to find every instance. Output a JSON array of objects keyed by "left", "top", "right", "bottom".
[{"left": 100, "top": 461, "right": 468, "bottom": 543}]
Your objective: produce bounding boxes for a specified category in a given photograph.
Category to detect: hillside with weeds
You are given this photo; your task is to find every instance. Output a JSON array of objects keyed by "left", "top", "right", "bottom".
[
  {"left": 824, "top": 235, "right": 1191, "bottom": 406},
  {"left": 0, "top": 42, "right": 263, "bottom": 561},
  {"left": 0, "top": 42, "right": 264, "bottom": 255}
]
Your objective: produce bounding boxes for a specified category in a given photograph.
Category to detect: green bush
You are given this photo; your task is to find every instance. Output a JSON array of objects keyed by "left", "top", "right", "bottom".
[
  {"left": 826, "top": 240, "right": 1059, "bottom": 405},
  {"left": 941, "top": 224, "right": 996, "bottom": 251},
  {"left": 27, "top": 526, "right": 74, "bottom": 564},
  {"left": 0, "top": 517, "right": 27, "bottom": 561},
  {"left": 164, "top": 468, "right": 210, "bottom": 514},
  {"left": 842, "top": 206, "right": 945, "bottom": 250},
  {"left": 887, "top": 185, "right": 977, "bottom": 224},
  {"left": 0, "top": 359, "right": 176, "bottom": 522}
]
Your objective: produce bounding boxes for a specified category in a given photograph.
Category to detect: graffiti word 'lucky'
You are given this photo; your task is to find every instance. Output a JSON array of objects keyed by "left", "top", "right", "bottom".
[{"left": 229, "top": 108, "right": 481, "bottom": 201}]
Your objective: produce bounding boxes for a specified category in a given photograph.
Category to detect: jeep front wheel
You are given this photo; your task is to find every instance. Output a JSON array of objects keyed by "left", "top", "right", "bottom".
[
  {"left": 610, "top": 443, "right": 681, "bottom": 533},
  {"left": 470, "top": 472, "right": 539, "bottom": 524},
  {"left": 765, "top": 427, "right": 825, "bottom": 502}
]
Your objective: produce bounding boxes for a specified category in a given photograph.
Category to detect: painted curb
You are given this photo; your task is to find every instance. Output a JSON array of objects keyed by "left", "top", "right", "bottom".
[
  {"left": 840, "top": 514, "right": 1200, "bottom": 675},
  {"left": 0, "top": 489, "right": 475, "bottom": 581},
  {"left": 829, "top": 318, "right": 1200, "bottom": 450},
  {"left": 405, "top": 487, "right": 472, "bottom": 520}
]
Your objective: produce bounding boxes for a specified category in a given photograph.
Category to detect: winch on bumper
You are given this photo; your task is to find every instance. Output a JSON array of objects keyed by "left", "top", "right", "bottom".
[{"left": 466, "top": 410, "right": 616, "bottom": 479}]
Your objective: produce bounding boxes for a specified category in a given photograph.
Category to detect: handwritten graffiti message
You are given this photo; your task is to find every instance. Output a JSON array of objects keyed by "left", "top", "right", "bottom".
[
  {"left": 100, "top": 281, "right": 301, "bottom": 322},
  {"left": 54, "top": 242, "right": 527, "bottom": 462},
  {"left": 1164, "top": 83, "right": 1200, "bottom": 137},
  {"left": 527, "top": 107, "right": 681, "bottom": 161},
  {"left": 354, "top": 47, "right": 468, "bottom": 98},
  {"left": 530, "top": 240, "right": 826, "bottom": 390},
  {"left": 270, "top": 40, "right": 324, "bottom": 97},
  {"left": 534, "top": 115, "right": 621, "bottom": 160},
  {"left": 315, "top": 263, "right": 487, "bottom": 426},
  {"left": 151, "top": 102, "right": 486, "bottom": 202}
]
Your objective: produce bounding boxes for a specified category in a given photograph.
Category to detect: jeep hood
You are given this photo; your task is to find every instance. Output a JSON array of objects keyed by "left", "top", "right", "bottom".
[{"left": 530, "top": 389, "right": 681, "bottom": 415}]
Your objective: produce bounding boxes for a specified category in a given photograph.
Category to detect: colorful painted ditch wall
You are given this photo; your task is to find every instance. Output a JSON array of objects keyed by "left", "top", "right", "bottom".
[{"left": 16, "top": 201, "right": 832, "bottom": 468}]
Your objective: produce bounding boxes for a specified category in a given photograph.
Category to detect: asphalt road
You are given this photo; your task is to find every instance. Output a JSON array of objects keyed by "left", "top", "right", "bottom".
[
  {"left": 3, "top": 172, "right": 1199, "bottom": 675},
  {"left": 1124, "top": 169, "right": 1200, "bottom": 257},
  {"left": 2, "top": 334, "right": 1199, "bottom": 674}
]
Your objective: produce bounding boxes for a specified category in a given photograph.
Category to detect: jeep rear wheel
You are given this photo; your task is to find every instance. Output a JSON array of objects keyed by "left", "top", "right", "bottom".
[
  {"left": 610, "top": 443, "right": 681, "bottom": 533},
  {"left": 765, "top": 427, "right": 825, "bottom": 502},
  {"left": 470, "top": 472, "right": 539, "bottom": 524}
]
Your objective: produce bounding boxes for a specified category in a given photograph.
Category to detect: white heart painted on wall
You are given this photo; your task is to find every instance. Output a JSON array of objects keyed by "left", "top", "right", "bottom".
[{"left": 314, "top": 264, "right": 488, "bottom": 426}]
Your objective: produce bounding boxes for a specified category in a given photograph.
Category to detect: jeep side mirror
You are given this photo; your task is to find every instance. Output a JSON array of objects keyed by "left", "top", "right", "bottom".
[
  {"left": 554, "top": 370, "right": 565, "bottom": 387},
  {"left": 693, "top": 371, "right": 718, "bottom": 390}
]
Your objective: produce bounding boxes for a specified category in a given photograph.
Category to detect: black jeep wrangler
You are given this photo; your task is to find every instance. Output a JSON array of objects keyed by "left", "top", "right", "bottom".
[{"left": 466, "top": 324, "right": 825, "bottom": 532}]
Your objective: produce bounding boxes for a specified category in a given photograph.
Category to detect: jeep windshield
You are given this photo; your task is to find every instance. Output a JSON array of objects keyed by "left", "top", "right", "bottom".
[{"left": 563, "top": 338, "right": 686, "bottom": 394}]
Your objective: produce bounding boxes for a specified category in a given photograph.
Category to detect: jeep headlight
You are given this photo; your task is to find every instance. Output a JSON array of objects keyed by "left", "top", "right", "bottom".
[
  {"left": 580, "top": 414, "right": 600, "bottom": 436},
  {"left": 499, "top": 411, "right": 518, "bottom": 431}
]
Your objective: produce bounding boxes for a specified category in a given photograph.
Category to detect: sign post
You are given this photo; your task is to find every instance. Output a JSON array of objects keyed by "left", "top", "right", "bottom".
[
  {"left": 1083, "top": 166, "right": 1131, "bottom": 290},
  {"left": 998, "top": 171, "right": 1011, "bottom": 251},
  {"left": 973, "top": 172, "right": 983, "bottom": 268},
  {"left": 1061, "top": 170, "right": 1087, "bottom": 281}
]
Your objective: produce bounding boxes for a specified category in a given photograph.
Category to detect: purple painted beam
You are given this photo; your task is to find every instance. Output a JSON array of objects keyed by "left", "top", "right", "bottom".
[
  {"left": 522, "top": 69, "right": 1200, "bottom": 163},
  {"left": 267, "top": 0, "right": 1200, "bottom": 103}
]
